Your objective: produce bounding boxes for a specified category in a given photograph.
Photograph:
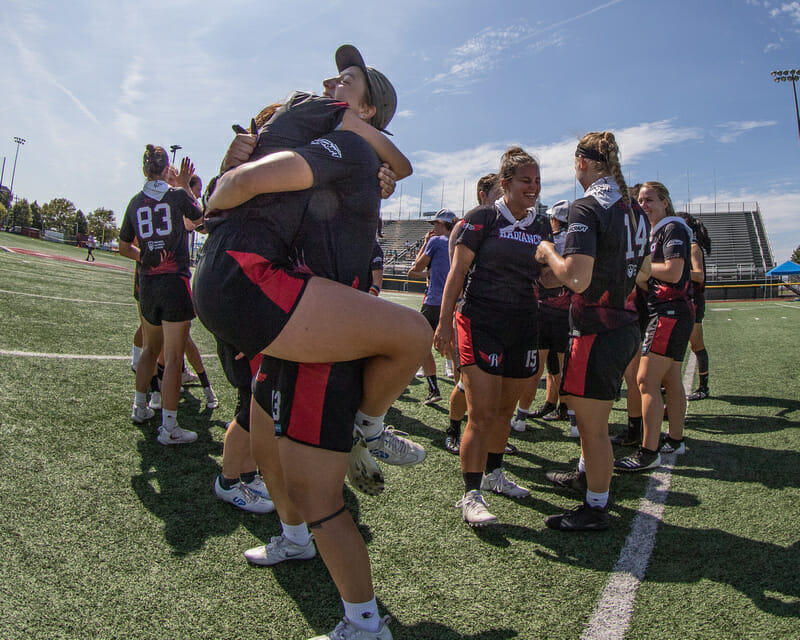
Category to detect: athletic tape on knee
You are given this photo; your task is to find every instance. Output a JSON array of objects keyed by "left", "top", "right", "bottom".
[{"left": 308, "top": 505, "right": 347, "bottom": 529}]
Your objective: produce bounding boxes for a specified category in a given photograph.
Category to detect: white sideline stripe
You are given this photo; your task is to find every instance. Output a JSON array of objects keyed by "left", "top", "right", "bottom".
[
  {"left": 0, "top": 288, "right": 136, "bottom": 306},
  {"left": 774, "top": 302, "right": 800, "bottom": 310},
  {"left": 581, "top": 356, "right": 696, "bottom": 640},
  {"left": 0, "top": 350, "right": 216, "bottom": 361}
]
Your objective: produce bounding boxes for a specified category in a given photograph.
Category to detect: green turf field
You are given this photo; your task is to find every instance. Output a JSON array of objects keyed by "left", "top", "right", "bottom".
[{"left": 1, "top": 231, "right": 798, "bottom": 639}]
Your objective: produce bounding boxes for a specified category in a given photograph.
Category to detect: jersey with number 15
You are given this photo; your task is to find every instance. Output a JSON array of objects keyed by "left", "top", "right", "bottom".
[{"left": 120, "top": 185, "right": 202, "bottom": 278}]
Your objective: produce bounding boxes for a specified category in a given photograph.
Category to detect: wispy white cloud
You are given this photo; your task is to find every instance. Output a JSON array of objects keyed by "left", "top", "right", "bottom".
[{"left": 715, "top": 120, "right": 778, "bottom": 143}]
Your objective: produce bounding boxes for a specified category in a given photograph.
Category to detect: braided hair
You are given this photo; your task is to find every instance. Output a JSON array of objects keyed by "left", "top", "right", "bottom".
[
  {"left": 142, "top": 145, "right": 169, "bottom": 180},
  {"left": 678, "top": 211, "right": 712, "bottom": 255}
]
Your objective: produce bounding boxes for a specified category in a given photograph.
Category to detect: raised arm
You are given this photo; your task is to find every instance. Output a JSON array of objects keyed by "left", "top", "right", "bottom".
[{"left": 340, "top": 110, "right": 412, "bottom": 179}]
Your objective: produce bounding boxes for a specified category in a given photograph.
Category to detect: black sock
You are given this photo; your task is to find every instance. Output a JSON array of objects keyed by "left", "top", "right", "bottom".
[
  {"left": 426, "top": 375, "right": 439, "bottom": 394},
  {"left": 218, "top": 475, "right": 238, "bottom": 489},
  {"left": 150, "top": 375, "right": 160, "bottom": 393},
  {"left": 463, "top": 471, "right": 483, "bottom": 493},
  {"left": 485, "top": 452, "right": 504, "bottom": 474},
  {"left": 239, "top": 470, "right": 257, "bottom": 484},
  {"left": 642, "top": 446, "right": 659, "bottom": 456},
  {"left": 628, "top": 416, "right": 643, "bottom": 435},
  {"left": 699, "top": 373, "right": 709, "bottom": 390},
  {"left": 447, "top": 419, "right": 461, "bottom": 436},
  {"left": 197, "top": 370, "right": 210, "bottom": 388},
  {"left": 157, "top": 363, "right": 165, "bottom": 383}
]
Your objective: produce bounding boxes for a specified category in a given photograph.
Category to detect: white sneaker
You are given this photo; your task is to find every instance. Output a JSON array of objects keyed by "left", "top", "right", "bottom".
[
  {"left": 157, "top": 425, "right": 197, "bottom": 445},
  {"left": 510, "top": 416, "right": 527, "bottom": 433},
  {"left": 244, "top": 534, "right": 316, "bottom": 566},
  {"left": 415, "top": 367, "right": 425, "bottom": 378},
  {"left": 308, "top": 615, "right": 392, "bottom": 640},
  {"left": 365, "top": 428, "right": 426, "bottom": 466},
  {"left": 130, "top": 404, "right": 155, "bottom": 423},
  {"left": 181, "top": 370, "right": 199, "bottom": 385},
  {"left": 456, "top": 490, "right": 498, "bottom": 527},
  {"left": 347, "top": 431, "right": 384, "bottom": 495},
  {"left": 214, "top": 476, "right": 274, "bottom": 513},
  {"left": 569, "top": 425, "right": 580, "bottom": 438},
  {"left": 481, "top": 468, "right": 530, "bottom": 498},
  {"left": 243, "top": 474, "right": 271, "bottom": 500},
  {"left": 444, "top": 360, "right": 454, "bottom": 378},
  {"left": 203, "top": 386, "right": 218, "bottom": 409},
  {"left": 148, "top": 391, "right": 162, "bottom": 410}
]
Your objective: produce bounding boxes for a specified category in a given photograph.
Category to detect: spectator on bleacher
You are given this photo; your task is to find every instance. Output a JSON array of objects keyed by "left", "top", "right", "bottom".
[
  {"left": 538, "top": 132, "right": 648, "bottom": 531},
  {"left": 408, "top": 208, "right": 457, "bottom": 405},
  {"left": 435, "top": 147, "right": 552, "bottom": 527},
  {"left": 444, "top": 173, "right": 502, "bottom": 454},
  {"left": 616, "top": 181, "right": 692, "bottom": 472},
  {"left": 679, "top": 211, "right": 712, "bottom": 401}
]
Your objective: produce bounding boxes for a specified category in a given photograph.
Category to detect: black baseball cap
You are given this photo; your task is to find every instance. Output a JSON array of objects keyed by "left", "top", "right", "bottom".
[{"left": 335, "top": 44, "right": 397, "bottom": 133}]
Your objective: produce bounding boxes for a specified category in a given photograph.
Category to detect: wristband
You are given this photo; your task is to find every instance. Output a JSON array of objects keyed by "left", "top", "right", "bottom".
[{"left": 369, "top": 285, "right": 380, "bottom": 295}]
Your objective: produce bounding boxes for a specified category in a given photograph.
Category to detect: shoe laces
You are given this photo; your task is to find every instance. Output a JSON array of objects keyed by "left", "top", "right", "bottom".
[{"left": 380, "top": 428, "right": 411, "bottom": 456}]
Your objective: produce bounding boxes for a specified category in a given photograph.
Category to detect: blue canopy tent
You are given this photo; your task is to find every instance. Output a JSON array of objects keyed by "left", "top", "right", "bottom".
[{"left": 766, "top": 260, "right": 800, "bottom": 298}]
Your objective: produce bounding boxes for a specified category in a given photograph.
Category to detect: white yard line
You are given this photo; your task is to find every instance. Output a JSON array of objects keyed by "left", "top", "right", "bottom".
[
  {"left": 0, "top": 288, "right": 136, "bottom": 306},
  {"left": 0, "top": 349, "right": 216, "bottom": 360},
  {"left": 581, "top": 357, "right": 696, "bottom": 640}
]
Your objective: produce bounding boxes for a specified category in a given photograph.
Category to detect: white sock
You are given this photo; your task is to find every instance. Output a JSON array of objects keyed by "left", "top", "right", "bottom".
[
  {"left": 162, "top": 409, "right": 178, "bottom": 430},
  {"left": 281, "top": 521, "right": 310, "bottom": 546},
  {"left": 568, "top": 410, "right": 577, "bottom": 427},
  {"left": 586, "top": 489, "right": 609, "bottom": 509},
  {"left": 134, "top": 391, "right": 147, "bottom": 407},
  {"left": 577, "top": 455, "right": 586, "bottom": 473},
  {"left": 342, "top": 597, "right": 380, "bottom": 632},
  {"left": 131, "top": 345, "right": 142, "bottom": 368},
  {"left": 354, "top": 410, "right": 385, "bottom": 440}
]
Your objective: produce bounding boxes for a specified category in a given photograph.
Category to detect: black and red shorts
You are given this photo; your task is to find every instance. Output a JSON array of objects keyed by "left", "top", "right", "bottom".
[
  {"left": 252, "top": 356, "right": 364, "bottom": 453},
  {"left": 455, "top": 305, "right": 538, "bottom": 379},
  {"left": 537, "top": 305, "right": 569, "bottom": 354},
  {"left": 642, "top": 304, "right": 694, "bottom": 362},
  {"left": 193, "top": 233, "right": 311, "bottom": 360},
  {"left": 138, "top": 273, "right": 195, "bottom": 325},
  {"left": 561, "top": 323, "right": 640, "bottom": 401}
]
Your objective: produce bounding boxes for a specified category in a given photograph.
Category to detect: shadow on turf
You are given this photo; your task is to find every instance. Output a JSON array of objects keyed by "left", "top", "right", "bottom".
[{"left": 689, "top": 395, "right": 800, "bottom": 433}]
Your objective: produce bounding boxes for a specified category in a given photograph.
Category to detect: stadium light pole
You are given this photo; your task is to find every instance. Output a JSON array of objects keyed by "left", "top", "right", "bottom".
[
  {"left": 771, "top": 69, "right": 800, "bottom": 152},
  {"left": 9, "top": 136, "right": 26, "bottom": 202},
  {"left": 170, "top": 144, "right": 182, "bottom": 165}
]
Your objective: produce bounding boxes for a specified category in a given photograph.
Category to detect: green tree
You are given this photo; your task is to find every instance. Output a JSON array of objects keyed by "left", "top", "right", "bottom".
[
  {"left": 791, "top": 244, "right": 800, "bottom": 265},
  {"left": 0, "top": 202, "right": 7, "bottom": 227},
  {"left": 11, "top": 198, "right": 32, "bottom": 228},
  {"left": 30, "top": 201, "right": 42, "bottom": 230},
  {"left": 87, "top": 207, "right": 118, "bottom": 243},
  {"left": 75, "top": 209, "right": 88, "bottom": 235},
  {"left": 42, "top": 197, "right": 77, "bottom": 235}
]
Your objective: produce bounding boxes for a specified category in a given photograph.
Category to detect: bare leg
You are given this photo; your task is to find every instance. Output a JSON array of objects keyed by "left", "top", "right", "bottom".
[
  {"left": 160, "top": 320, "right": 190, "bottom": 413},
  {"left": 570, "top": 396, "right": 614, "bottom": 493},
  {"left": 662, "top": 361, "right": 686, "bottom": 440},
  {"left": 136, "top": 319, "right": 163, "bottom": 395},
  {"left": 222, "top": 419, "right": 256, "bottom": 479},
  {"left": 637, "top": 352, "right": 673, "bottom": 451}
]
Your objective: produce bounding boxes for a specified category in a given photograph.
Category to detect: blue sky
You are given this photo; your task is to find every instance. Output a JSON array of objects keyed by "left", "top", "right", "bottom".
[{"left": 2, "top": 0, "right": 800, "bottom": 261}]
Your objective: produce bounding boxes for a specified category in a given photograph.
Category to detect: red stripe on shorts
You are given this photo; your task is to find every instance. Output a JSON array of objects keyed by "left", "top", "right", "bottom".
[
  {"left": 288, "top": 363, "right": 332, "bottom": 446},
  {"left": 227, "top": 250, "right": 304, "bottom": 314},
  {"left": 181, "top": 275, "right": 192, "bottom": 298},
  {"left": 652, "top": 316, "right": 677, "bottom": 354},
  {"left": 455, "top": 312, "right": 475, "bottom": 367},
  {"left": 562, "top": 334, "right": 595, "bottom": 397}
]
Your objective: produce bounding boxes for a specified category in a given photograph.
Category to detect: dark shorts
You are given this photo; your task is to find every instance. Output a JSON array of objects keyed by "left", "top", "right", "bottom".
[
  {"left": 561, "top": 323, "right": 641, "bottom": 401},
  {"left": 693, "top": 295, "right": 705, "bottom": 323},
  {"left": 193, "top": 231, "right": 311, "bottom": 360},
  {"left": 642, "top": 305, "right": 694, "bottom": 361},
  {"left": 456, "top": 306, "right": 538, "bottom": 379},
  {"left": 538, "top": 306, "right": 569, "bottom": 354},
  {"left": 252, "top": 356, "right": 364, "bottom": 453},
  {"left": 138, "top": 273, "right": 195, "bottom": 325},
  {"left": 133, "top": 266, "right": 141, "bottom": 302},
  {"left": 420, "top": 304, "right": 441, "bottom": 331}
]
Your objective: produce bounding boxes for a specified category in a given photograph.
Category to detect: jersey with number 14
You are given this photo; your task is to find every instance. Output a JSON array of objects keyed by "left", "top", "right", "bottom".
[
  {"left": 563, "top": 181, "right": 649, "bottom": 334},
  {"left": 120, "top": 185, "right": 202, "bottom": 278}
]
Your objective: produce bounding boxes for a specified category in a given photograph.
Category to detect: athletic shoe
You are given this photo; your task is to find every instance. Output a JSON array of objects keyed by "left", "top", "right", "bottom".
[
  {"left": 614, "top": 447, "right": 661, "bottom": 472},
  {"left": 244, "top": 534, "right": 316, "bottom": 566},
  {"left": 346, "top": 432, "right": 384, "bottom": 495},
  {"left": 530, "top": 401, "right": 557, "bottom": 419},
  {"left": 687, "top": 387, "right": 710, "bottom": 401},
  {"left": 181, "top": 370, "right": 199, "bottom": 385},
  {"left": 659, "top": 435, "right": 687, "bottom": 455},
  {"left": 415, "top": 367, "right": 425, "bottom": 378},
  {"left": 156, "top": 425, "right": 198, "bottom": 445},
  {"left": 610, "top": 424, "right": 641, "bottom": 447},
  {"left": 423, "top": 390, "right": 442, "bottom": 405},
  {"left": 243, "top": 474, "right": 271, "bottom": 500},
  {"left": 545, "top": 502, "right": 609, "bottom": 531},
  {"left": 542, "top": 404, "right": 569, "bottom": 421},
  {"left": 504, "top": 443, "right": 518, "bottom": 455},
  {"left": 444, "top": 431, "right": 460, "bottom": 455},
  {"left": 510, "top": 416, "right": 527, "bottom": 433},
  {"left": 365, "top": 428, "right": 426, "bottom": 465},
  {"left": 456, "top": 490, "right": 498, "bottom": 527},
  {"left": 481, "top": 468, "right": 530, "bottom": 498},
  {"left": 444, "top": 360, "right": 454, "bottom": 378},
  {"left": 214, "top": 476, "right": 274, "bottom": 513},
  {"left": 147, "top": 391, "right": 162, "bottom": 410},
  {"left": 130, "top": 404, "right": 155, "bottom": 423},
  {"left": 568, "top": 425, "right": 580, "bottom": 439},
  {"left": 308, "top": 615, "right": 392, "bottom": 640},
  {"left": 203, "top": 386, "right": 218, "bottom": 409},
  {"left": 545, "top": 468, "right": 587, "bottom": 493}
]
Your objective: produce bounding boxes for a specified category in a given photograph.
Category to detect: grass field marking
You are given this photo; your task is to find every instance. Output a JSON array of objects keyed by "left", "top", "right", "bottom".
[
  {"left": 0, "top": 349, "right": 218, "bottom": 360},
  {"left": 0, "top": 288, "right": 137, "bottom": 306},
  {"left": 581, "top": 356, "right": 696, "bottom": 640},
  {"left": 774, "top": 302, "right": 800, "bottom": 311}
]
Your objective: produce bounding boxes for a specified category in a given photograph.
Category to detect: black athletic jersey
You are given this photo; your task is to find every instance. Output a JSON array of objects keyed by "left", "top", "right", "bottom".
[
  {"left": 563, "top": 178, "right": 649, "bottom": 334},
  {"left": 647, "top": 216, "right": 693, "bottom": 312},
  {"left": 457, "top": 203, "right": 552, "bottom": 313},
  {"left": 120, "top": 183, "right": 202, "bottom": 278}
]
